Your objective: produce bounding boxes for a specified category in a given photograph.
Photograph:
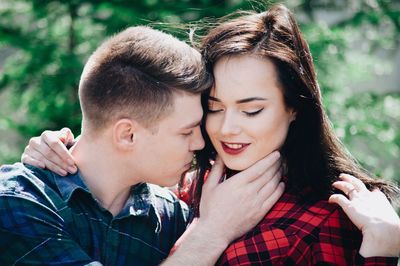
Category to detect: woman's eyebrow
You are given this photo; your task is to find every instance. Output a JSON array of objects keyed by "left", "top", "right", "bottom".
[
  {"left": 208, "top": 96, "right": 267, "bottom": 104},
  {"left": 236, "top": 97, "right": 267, "bottom": 104}
]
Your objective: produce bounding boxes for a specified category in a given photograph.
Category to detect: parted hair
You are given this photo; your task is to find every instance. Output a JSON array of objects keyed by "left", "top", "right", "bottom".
[{"left": 79, "top": 26, "right": 212, "bottom": 129}]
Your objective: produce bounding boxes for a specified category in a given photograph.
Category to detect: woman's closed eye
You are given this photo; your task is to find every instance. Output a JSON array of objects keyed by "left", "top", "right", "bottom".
[{"left": 243, "top": 108, "right": 264, "bottom": 117}]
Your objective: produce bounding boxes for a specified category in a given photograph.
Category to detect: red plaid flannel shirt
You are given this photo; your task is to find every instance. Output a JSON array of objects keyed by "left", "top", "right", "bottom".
[{"left": 216, "top": 191, "right": 398, "bottom": 266}]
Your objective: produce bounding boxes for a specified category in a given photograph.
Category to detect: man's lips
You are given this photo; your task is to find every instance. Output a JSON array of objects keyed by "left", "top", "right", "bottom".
[{"left": 221, "top": 142, "right": 250, "bottom": 155}]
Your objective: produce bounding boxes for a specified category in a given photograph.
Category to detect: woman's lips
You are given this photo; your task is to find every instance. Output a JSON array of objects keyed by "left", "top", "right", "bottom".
[{"left": 221, "top": 142, "right": 250, "bottom": 155}]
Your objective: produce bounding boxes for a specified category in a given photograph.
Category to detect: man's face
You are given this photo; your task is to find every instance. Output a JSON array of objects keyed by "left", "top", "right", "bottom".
[{"left": 136, "top": 92, "right": 204, "bottom": 187}]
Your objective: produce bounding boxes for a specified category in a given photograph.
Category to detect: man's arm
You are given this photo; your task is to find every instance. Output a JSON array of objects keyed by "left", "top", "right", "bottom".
[
  {"left": 20, "top": 129, "right": 284, "bottom": 265},
  {"left": 163, "top": 154, "right": 285, "bottom": 265}
]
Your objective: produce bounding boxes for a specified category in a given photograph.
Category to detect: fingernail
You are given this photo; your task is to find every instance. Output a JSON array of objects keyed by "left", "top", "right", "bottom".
[
  {"left": 59, "top": 169, "right": 67, "bottom": 176},
  {"left": 68, "top": 166, "right": 77, "bottom": 174}
]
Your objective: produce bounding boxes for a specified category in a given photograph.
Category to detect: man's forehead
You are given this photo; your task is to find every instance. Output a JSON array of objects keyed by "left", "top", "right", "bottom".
[
  {"left": 180, "top": 118, "right": 202, "bottom": 130},
  {"left": 174, "top": 107, "right": 203, "bottom": 130},
  {"left": 168, "top": 92, "right": 203, "bottom": 129}
]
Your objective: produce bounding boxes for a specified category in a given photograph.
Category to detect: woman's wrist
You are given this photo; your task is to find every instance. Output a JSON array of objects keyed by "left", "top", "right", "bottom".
[{"left": 359, "top": 223, "right": 400, "bottom": 257}]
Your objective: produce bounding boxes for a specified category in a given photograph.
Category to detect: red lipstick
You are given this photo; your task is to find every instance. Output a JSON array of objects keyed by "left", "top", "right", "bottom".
[{"left": 221, "top": 142, "right": 249, "bottom": 155}]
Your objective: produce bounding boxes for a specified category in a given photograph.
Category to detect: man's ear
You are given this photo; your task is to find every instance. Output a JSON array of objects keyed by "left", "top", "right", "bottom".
[{"left": 112, "top": 118, "right": 138, "bottom": 151}]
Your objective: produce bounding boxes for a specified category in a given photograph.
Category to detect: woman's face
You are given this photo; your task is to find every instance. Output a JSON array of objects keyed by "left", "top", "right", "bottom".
[{"left": 206, "top": 55, "right": 296, "bottom": 170}]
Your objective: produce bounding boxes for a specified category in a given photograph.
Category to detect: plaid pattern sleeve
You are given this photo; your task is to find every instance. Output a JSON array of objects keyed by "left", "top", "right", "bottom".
[{"left": 217, "top": 191, "right": 398, "bottom": 266}]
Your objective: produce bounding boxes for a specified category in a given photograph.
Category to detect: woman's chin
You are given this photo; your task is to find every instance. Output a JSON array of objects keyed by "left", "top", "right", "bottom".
[
  {"left": 223, "top": 156, "right": 271, "bottom": 172},
  {"left": 224, "top": 161, "right": 252, "bottom": 172}
]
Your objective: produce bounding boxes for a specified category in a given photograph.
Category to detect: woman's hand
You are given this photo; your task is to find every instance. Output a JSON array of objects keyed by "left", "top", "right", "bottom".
[
  {"left": 21, "top": 128, "right": 77, "bottom": 176},
  {"left": 330, "top": 173, "right": 400, "bottom": 257}
]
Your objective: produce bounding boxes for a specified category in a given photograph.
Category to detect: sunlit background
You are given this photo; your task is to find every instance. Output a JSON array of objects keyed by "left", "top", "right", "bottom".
[{"left": 0, "top": 0, "right": 399, "bottom": 186}]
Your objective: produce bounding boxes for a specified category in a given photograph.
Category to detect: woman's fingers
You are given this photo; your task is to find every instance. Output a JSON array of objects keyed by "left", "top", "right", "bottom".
[
  {"left": 21, "top": 129, "right": 77, "bottom": 174},
  {"left": 41, "top": 130, "right": 76, "bottom": 168},
  {"left": 339, "top": 173, "right": 367, "bottom": 192},
  {"left": 328, "top": 194, "right": 350, "bottom": 210},
  {"left": 332, "top": 180, "right": 359, "bottom": 198},
  {"left": 23, "top": 146, "right": 68, "bottom": 176}
]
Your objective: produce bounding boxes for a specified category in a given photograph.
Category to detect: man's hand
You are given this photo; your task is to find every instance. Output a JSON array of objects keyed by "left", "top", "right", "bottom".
[
  {"left": 21, "top": 128, "right": 77, "bottom": 176},
  {"left": 198, "top": 151, "right": 284, "bottom": 246},
  {"left": 164, "top": 151, "right": 284, "bottom": 265},
  {"left": 330, "top": 173, "right": 400, "bottom": 257}
]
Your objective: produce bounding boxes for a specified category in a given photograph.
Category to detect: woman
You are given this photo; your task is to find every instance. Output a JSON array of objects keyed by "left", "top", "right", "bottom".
[
  {"left": 22, "top": 4, "right": 399, "bottom": 265},
  {"left": 190, "top": 4, "right": 399, "bottom": 264}
]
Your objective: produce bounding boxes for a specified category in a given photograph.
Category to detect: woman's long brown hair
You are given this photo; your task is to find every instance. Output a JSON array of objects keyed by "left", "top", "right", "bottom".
[{"left": 183, "top": 4, "right": 399, "bottom": 217}]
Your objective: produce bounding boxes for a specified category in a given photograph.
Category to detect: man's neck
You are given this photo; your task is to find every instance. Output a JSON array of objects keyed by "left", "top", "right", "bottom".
[{"left": 70, "top": 134, "right": 139, "bottom": 216}]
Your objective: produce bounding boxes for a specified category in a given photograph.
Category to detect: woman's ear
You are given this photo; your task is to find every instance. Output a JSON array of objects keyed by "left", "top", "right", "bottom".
[
  {"left": 289, "top": 109, "right": 297, "bottom": 123},
  {"left": 112, "top": 118, "right": 138, "bottom": 151}
]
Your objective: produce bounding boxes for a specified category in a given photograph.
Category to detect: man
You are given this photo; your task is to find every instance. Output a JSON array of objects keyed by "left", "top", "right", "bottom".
[{"left": 0, "top": 26, "right": 283, "bottom": 265}]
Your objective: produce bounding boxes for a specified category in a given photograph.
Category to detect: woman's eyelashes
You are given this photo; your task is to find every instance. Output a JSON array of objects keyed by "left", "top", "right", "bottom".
[
  {"left": 243, "top": 108, "right": 264, "bottom": 117},
  {"left": 207, "top": 106, "right": 264, "bottom": 117}
]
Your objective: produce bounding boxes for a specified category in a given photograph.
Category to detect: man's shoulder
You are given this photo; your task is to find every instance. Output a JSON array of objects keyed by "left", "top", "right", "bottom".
[{"left": 0, "top": 163, "right": 58, "bottom": 199}]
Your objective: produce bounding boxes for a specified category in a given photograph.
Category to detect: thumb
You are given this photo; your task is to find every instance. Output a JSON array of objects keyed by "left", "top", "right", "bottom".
[{"left": 203, "top": 156, "right": 225, "bottom": 189}]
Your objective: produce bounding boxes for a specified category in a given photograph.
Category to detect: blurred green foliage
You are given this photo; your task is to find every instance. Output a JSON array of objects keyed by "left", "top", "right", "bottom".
[{"left": 0, "top": 0, "right": 399, "bottom": 184}]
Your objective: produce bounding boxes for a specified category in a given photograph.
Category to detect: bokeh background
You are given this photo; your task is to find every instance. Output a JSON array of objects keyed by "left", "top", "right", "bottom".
[{"left": 0, "top": 0, "right": 399, "bottom": 186}]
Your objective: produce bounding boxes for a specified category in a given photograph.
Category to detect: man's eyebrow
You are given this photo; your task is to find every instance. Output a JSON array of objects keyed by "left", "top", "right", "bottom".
[
  {"left": 182, "top": 120, "right": 202, "bottom": 130},
  {"left": 208, "top": 96, "right": 267, "bottom": 104},
  {"left": 208, "top": 96, "right": 221, "bottom": 102}
]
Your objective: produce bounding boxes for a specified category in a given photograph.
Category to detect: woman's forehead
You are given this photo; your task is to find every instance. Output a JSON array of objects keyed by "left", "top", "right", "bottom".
[{"left": 211, "top": 55, "right": 281, "bottom": 100}]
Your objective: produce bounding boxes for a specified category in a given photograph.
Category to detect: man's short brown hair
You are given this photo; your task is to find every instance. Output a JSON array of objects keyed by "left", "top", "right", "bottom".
[{"left": 79, "top": 26, "right": 211, "bottom": 129}]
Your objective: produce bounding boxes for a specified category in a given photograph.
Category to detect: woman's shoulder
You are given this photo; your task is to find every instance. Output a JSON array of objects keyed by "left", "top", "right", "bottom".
[
  {"left": 267, "top": 190, "right": 338, "bottom": 217},
  {"left": 220, "top": 191, "right": 362, "bottom": 265},
  {"left": 262, "top": 190, "right": 354, "bottom": 235}
]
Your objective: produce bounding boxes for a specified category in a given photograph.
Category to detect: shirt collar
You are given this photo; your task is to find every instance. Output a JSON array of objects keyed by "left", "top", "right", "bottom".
[
  {"left": 53, "top": 171, "right": 161, "bottom": 230},
  {"left": 118, "top": 183, "right": 162, "bottom": 232},
  {"left": 123, "top": 182, "right": 153, "bottom": 217},
  {"left": 53, "top": 170, "right": 91, "bottom": 202}
]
